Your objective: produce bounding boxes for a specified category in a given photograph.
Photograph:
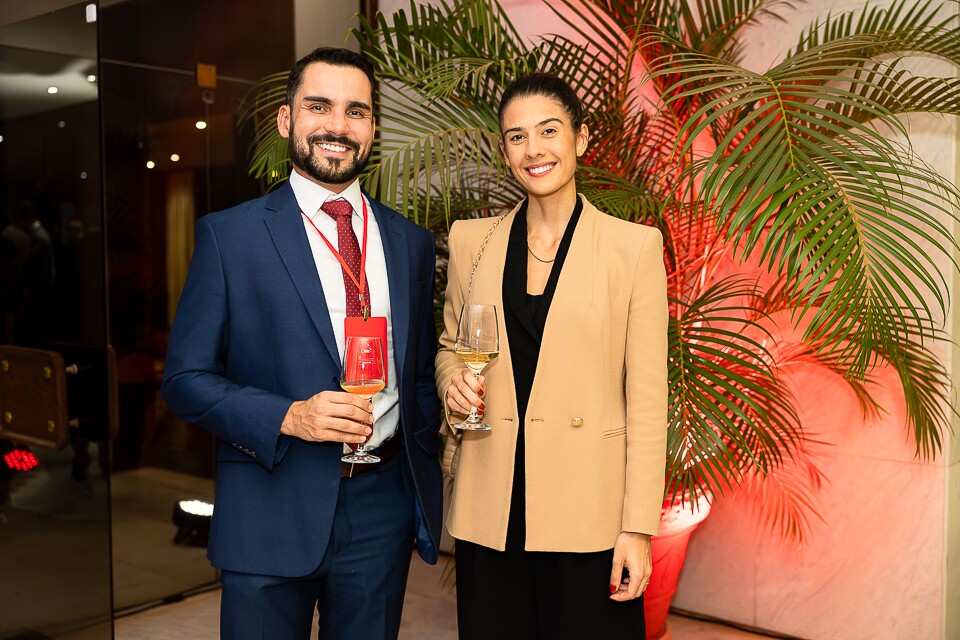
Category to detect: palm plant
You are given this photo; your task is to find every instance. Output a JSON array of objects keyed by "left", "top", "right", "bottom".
[{"left": 241, "top": 0, "right": 960, "bottom": 544}]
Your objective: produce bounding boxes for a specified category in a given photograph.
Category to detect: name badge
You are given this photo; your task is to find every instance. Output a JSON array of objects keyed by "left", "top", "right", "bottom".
[{"left": 344, "top": 316, "right": 388, "bottom": 385}]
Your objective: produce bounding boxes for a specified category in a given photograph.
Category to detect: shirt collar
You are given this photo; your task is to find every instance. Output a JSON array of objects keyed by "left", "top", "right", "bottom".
[{"left": 289, "top": 169, "right": 365, "bottom": 220}]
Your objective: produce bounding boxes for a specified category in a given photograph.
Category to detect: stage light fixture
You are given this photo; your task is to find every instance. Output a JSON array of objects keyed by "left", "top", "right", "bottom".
[{"left": 172, "top": 499, "right": 214, "bottom": 546}]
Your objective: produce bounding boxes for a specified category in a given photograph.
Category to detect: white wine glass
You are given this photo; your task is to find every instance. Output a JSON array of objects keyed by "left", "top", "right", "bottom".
[
  {"left": 454, "top": 303, "right": 499, "bottom": 430},
  {"left": 340, "top": 336, "right": 385, "bottom": 463}
]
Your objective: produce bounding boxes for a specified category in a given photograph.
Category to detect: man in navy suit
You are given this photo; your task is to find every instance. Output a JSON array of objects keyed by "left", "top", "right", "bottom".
[{"left": 161, "top": 47, "right": 442, "bottom": 640}]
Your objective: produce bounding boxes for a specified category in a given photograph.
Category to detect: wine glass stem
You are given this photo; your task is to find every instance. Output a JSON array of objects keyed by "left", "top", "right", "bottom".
[
  {"left": 357, "top": 400, "right": 373, "bottom": 453},
  {"left": 469, "top": 371, "right": 481, "bottom": 422}
]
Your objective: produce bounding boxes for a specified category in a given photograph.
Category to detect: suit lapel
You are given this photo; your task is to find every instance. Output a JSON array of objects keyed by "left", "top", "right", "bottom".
[
  {"left": 263, "top": 183, "right": 341, "bottom": 368},
  {"left": 367, "top": 196, "right": 411, "bottom": 377}
]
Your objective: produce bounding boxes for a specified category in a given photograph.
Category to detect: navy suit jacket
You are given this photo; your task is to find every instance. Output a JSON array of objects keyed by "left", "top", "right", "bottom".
[{"left": 161, "top": 182, "right": 442, "bottom": 577}]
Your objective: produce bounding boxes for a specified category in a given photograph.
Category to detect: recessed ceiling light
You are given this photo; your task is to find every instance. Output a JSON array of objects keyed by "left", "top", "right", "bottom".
[
  {"left": 47, "top": 86, "right": 58, "bottom": 94},
  {"left": 0, "top": 135, "right": 4, "bottom": 143},
  {"left": 80, "top": 172, "right": 88, "bottom": 180},
  {"left": 170, "top": 154, "right": 180, "bottom": 162},
  {"left": 87, "top": 74, "right": 97, "bottom": 83},
  {"left": 195, "top": 120, "right": 207, "bottom": 130},
  {"left": 146, "top": 161, "right": 155, "bottom": 169},
  {"left": 58, "top": 121, "right": 66, "bottom": 128}
]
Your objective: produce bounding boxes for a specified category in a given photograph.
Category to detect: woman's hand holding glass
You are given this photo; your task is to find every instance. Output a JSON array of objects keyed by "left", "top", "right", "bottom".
[
  {"left": 450, "top": 303, "right": 499, "bottom": 430},
  {"left": 446, "top": 368, "right": 487, "bottom": 425}
]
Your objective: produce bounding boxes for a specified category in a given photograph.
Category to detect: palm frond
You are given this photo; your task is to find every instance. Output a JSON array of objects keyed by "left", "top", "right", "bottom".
[
  {"left": 735, "top": 439, "right": 827, "bottom": 545},
  {"left": 239, "top": 71, "right": 292, "bottom": 188},
  {"left": 646, "top": 36, "right": 960, "bottom": 377},
  {"left": 666, "top": 277, "right": 803, "bottom": 505},
  {"left": 791, "top": 0, "right": 956, "bottom": 57}
]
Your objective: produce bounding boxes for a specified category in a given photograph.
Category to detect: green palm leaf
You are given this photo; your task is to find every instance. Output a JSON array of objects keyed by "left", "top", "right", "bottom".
[{"left": 667, "top": 277, "right": 803, "bottom": 504}]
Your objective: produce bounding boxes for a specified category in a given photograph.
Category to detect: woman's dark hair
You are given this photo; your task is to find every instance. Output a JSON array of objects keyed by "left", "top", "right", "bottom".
[
  {"left": 286, "top": 47, "right": 376, "bottom": 107},
  {"left": 498, "top": 73, "right": 585, "bottom": 131}
]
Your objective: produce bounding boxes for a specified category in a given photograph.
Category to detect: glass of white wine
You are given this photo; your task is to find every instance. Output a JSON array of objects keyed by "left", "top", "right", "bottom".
[
  {"left": 340, "top": 336, "right": 385, "bottom": 463},
  {"left": 454, "top": 303, "right": 499, "bottom": 431}
]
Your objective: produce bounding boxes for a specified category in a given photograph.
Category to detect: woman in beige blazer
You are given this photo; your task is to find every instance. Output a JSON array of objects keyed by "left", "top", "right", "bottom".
[{"left": 436, "top": 73, "right": 668, "bottom": 638}]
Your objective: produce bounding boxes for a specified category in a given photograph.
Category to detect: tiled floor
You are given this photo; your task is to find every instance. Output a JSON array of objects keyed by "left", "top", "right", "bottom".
[
  {"left": 112, "top": 556, "right": 773, "bottom": 640},
  {"left": 110, "top": 467, "right": 217, "bottom": 610}
]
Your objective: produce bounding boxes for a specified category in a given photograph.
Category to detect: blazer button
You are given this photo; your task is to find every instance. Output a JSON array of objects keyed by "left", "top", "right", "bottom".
[{"left": 571, "top": 417, "right": 584, "bottom": 428}]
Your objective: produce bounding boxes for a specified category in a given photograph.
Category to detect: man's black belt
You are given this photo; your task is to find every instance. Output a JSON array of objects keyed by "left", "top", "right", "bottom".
[{"left": 341, "top": 435, "right": 401, "bottom": 478}]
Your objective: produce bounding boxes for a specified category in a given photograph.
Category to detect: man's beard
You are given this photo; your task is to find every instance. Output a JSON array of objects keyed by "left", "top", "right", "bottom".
[{"left": 289, "top": 130, "right": 371, "bottom": 186}]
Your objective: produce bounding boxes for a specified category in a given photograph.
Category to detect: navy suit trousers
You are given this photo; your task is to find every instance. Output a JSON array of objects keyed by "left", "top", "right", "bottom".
[{"left": 220, "top": 453, "right": 416, "bottom": 640}]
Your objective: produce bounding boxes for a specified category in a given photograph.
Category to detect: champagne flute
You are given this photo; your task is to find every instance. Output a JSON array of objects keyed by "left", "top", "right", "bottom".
[
  {"left": 340, "top": 336, "right": 385, "bottom": 464},
  {"left": 454, "top": 303, "right": 499, "bottom": 430}
]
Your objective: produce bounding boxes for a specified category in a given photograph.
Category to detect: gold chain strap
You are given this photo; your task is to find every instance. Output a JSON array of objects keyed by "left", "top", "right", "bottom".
[
  {"left": 442, "top": 213, "right": 506, "bottom": 476},
  {"left": 466, "top": 214, "right": 506, "bottom": 302}
]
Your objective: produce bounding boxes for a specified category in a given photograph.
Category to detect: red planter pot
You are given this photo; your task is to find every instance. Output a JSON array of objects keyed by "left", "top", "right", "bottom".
[{"left": 644, "top": 496, "right": 712, "bottom": 640}]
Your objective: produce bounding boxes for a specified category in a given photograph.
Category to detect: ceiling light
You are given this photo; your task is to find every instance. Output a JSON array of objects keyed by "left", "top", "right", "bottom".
[
  {"left": 195, "top": 120, "right": 207, "bottom": 130},
  {"left": 47, "top": 86, "right": 58, "bottom": 94},
  {"left": 170, "top": 154, "right": 180, "bottom": 162},
  {"left": 146, "top": 161, "right": 155, "bottom": 169},
  {"left": 58, "top": 121, "right": 66, "bottom": 128},
  {"left": 80, "top": 172, "right": 88, "bottom": 180},
  {"left": 0, "top": 135, "right": 4, "bottom": 143},
  {"left": 87, "top": 74, "right": 97, "bottom": 83}
]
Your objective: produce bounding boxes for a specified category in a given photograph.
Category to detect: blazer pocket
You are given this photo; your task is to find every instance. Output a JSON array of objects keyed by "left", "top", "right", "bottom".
[{"left": 601, "top": 427, "right": 627, "bottom": 440}]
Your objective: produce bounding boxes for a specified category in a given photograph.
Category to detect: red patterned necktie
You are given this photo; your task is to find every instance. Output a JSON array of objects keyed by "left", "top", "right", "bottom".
[{"left": 320, "top": 198, "right": 367, "bottom": 318}]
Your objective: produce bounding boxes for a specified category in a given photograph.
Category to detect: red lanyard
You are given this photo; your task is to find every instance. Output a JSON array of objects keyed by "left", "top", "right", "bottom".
[{"left": 301, "top": 197, "right": 370, "bottom": 318}]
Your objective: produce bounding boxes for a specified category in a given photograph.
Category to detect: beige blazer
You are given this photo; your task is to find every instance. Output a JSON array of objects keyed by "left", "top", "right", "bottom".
[{"left": 436, "top": 197, "right": 668, "bottom": 552}]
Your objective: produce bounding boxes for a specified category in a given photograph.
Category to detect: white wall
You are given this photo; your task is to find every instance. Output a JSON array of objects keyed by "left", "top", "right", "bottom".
[{"left": 294, "top": 0, "right": 362, "bottom": 58}]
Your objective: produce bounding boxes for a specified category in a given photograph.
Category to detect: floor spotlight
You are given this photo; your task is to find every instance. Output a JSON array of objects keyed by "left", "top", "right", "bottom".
[{"left": 172, "top": 499, "right": 213, "bottom": 547}]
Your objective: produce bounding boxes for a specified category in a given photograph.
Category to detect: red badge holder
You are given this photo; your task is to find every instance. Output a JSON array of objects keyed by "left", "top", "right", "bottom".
[{"left": 344, "top": 316, "right": 388, "bottom": 384}]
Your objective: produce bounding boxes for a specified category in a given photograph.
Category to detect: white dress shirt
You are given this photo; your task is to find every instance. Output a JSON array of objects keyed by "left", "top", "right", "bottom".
[{"left": 289, "top": 169, "right": 399, "bottom": 450}]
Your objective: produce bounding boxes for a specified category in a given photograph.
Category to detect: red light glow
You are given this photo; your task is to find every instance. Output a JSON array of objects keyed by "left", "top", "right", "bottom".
[{"left": 4, "top": 450, "right": 39, "bottom": 472}]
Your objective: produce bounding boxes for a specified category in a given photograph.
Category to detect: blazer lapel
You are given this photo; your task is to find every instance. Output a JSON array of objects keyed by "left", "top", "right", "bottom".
[
  {"left": 367, "top": 196, "right": 411, "bottom": 377},
  {"left": 263, "top": 183, "right": 341, "bottom": 369},
  {"left": 533, "top": 199, "right": 598, "bottom": 388}
]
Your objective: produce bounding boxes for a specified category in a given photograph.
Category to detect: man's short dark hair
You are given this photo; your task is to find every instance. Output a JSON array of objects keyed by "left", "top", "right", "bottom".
[{"left": 286, "top": 47, "right": 376, "bottom": 107}]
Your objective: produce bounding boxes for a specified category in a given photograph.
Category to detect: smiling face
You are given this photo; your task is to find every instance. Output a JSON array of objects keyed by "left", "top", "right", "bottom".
[
  {"left": 499, "top": 93, "right": 588, "bottom": 201},
  {"left": 277, "top": 62, "right": 375, "bottom": 193}
]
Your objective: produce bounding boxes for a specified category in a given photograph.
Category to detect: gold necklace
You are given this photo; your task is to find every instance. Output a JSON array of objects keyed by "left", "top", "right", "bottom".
[{"left": 526, "top": 243, "right": 556, "bottom": 264}]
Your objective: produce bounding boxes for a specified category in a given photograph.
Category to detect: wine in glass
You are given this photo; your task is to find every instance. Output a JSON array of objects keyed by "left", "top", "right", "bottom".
[
  {"left": 340, "top": 336, "right": 385, "bottom": 464},
  {"left": 454, "top": 303, "right": 499, "bottom": 431}
]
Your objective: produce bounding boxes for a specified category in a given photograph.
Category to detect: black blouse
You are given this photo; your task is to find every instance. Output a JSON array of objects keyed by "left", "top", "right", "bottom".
[{"left": 501, "top": 195, "right": 583, "bottom": 548}]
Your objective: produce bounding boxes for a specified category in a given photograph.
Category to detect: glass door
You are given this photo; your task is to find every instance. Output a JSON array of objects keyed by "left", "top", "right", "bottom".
[{"left": 0, "top": 2, "right": 112, "bottom": 638}]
